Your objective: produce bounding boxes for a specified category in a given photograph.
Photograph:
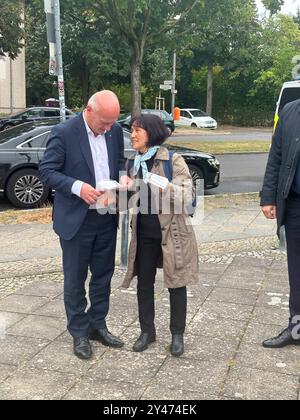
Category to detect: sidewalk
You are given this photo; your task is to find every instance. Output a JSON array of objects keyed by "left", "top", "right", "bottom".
[{"left": 0, "top": 195, "right": 299, "bottom": 400}]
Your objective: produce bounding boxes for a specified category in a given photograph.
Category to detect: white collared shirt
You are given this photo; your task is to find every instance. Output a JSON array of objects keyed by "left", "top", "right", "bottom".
[{"left": 71, "top": 115, "right": 110, "bottom": 207}]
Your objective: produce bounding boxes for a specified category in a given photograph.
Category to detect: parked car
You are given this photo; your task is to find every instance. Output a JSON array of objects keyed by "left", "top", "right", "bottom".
[
  {"left": 176, "top": 108, "right": 217, "bottom": 129},
  {"left": 0, "top": 106, "right": 75, "bottom": 131},
  {"left": 0, "top": 122, "right": 220, "bottom": 209},
  {"left": 119, "top": 109, "right": 175, "bottom": 134}
]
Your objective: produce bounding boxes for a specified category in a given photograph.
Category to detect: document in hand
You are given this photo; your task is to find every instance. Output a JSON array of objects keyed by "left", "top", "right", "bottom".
[
  {"left": 145, "top": 172, "right": 169, "bottom": 190},
  {"left": 97, "top": 180, "right": 121, "bottom": 191}
]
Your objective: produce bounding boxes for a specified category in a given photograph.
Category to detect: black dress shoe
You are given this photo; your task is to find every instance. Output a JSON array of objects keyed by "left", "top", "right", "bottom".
[
  {"left": 89, "top": 328, "right": 124, "bottom": 348},
  {"left": 133, "top": 332, "right": 156, "bottom": 352},
  {"left": 171, "top": 334, "right": 184, "bottom": 357},
  {"left": 73, "top": 337, "right": 92, "bottom": 360},
  {"left": 262, "top": 328, "right": 300, "bottom": 349}
]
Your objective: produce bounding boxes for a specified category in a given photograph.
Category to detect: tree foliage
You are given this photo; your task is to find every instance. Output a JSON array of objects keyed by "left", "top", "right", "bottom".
[
  {"left": 23, "top": 0, "right": 300, "bottom": 125},
  {"left": 262, "top": 0, "right": 285, "bottom": 16},
  {"left": 0, "top": 0, "right": 24, "bottom": 58}
]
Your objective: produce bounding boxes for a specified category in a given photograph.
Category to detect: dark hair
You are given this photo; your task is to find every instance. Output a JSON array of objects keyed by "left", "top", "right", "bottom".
[{"left": 130, "top": 114, "right": 170, "bottom": 147}]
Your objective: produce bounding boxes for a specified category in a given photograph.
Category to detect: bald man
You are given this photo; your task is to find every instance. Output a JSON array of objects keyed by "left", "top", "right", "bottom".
[{"left": 39, "top": 91, "right": 128, "bottom": 359}]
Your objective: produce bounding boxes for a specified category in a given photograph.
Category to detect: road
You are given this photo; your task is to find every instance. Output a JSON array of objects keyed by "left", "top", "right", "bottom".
[
  {"left": 172, "top": 128, "right": 272, "bottom": 143},
  {"left": 205, "top": 152, "right": 269, "bottom": 195}
]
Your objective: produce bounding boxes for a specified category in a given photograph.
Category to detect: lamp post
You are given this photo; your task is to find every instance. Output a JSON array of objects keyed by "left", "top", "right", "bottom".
[{"left": 44, "top": 0, "right": 66, "bottom": 122}]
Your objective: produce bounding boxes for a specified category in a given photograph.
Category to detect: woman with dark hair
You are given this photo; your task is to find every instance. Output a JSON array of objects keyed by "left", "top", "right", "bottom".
[{"left": 122, "top": 113, "right": 199, "bottom": 357}]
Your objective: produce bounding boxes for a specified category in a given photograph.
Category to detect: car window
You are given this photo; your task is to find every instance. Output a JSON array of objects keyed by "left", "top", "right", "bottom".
[
  {"left": 44, "top": 109, "right": 60, "bottom": 117},
  {"left": 190, "top": 110, "right": 207, "bottom": 117},
  {"left": 23, "top": 109, "right": 42, "bottom": 118},
  {"left": 181, "top": 111, "right": 191, "bottom": 119},
  {"left": 279, "top": 88, "right": 300, "bottom": 113},
  {"left": 20, "top": 132, "right": 50, "bottom": 148},
  {"left": 160, "top": 111, "right": 171, "bottom": 119}
]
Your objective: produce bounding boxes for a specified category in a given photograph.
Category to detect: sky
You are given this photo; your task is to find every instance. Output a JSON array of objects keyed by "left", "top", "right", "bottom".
[{"left": 256, "top": 0, "right": 300, "bottom": 15}]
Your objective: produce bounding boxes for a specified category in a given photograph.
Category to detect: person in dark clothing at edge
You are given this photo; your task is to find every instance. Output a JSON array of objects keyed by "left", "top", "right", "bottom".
[{"left": 260, "top": 99, "right": 300, "bottom": 348}]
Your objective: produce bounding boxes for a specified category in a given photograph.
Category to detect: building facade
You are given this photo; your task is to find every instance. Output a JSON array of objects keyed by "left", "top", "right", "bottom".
[{"left": 0, "top": 49, "right": 26, "bottom": 115}]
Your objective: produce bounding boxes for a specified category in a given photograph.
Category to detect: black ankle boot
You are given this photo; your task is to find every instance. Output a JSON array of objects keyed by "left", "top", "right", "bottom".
[
  {"left": 133, "top": 332, "right": 156, "bottom": 352},
  {"left": 171, "top": 334, "right": 184, "bottom": 357}
]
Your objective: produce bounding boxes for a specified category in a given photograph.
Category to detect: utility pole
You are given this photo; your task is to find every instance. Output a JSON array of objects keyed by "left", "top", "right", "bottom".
[
  {"left": 171, "top": 50, "right": 177, "bottom": 113},
  {"left": 44, "top": 0, "right": 66, "bottom": 122}
]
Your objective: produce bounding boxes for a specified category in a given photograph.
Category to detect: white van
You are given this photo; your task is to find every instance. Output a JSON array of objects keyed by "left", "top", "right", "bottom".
[{"left": 274, "top": 80, "right": 300, "bottom": 129}]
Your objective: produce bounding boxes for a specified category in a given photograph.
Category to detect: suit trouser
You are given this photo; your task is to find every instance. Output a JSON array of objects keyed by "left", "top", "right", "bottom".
[
  {"left": 136, "top": 214, "right": 187, "bottom": 335},
  {"left": 284, "top": 196, "right": 300, "bottom": 330},
  {"left": 60, "top": 211, "right": 117, "bottom": 338}
]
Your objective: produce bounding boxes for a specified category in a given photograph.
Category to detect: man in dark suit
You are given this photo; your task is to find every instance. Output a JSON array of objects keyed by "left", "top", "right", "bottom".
[
  {"left": 261, "top": 98, "right": 300, "bottom": 349},
  {"left": 39, "top": 90, "right": 128, "bottom": 359}
]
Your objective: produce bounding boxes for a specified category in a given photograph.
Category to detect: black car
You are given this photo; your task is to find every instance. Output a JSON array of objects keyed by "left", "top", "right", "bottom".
[
  {"left": 0, "top": 122, "right": 220, "bottom": 209},
  {"left": 119, "top": 109, "right": 175, "bottom": 135},
  {"left": 0, "top": 107, "right": 75, "bottom": 131}
]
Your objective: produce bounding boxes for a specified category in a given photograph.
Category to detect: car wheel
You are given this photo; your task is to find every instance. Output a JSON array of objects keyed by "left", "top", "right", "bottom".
[
  {"left": 6, "top": 168, "right": 50, "bottom": 209},
  {"left": 3, "top": 124, "right": 14, "bottom": 131},
  {"left": 191, "top": 123, "right": 198, "bottom": 128},
  {"left": 188, "top": 165, "right": 205, "bottom": 188}
]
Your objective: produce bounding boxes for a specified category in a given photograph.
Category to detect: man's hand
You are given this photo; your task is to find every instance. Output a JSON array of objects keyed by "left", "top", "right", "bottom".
[
  {"left": 262, "top": 205, "right": 277, "bottom": 219},
  {"left": 119, "top": 175, "right": 133, "bottom": 190},
  {"left": 80, "top": 183, "right": 102, "bottom": 205}
]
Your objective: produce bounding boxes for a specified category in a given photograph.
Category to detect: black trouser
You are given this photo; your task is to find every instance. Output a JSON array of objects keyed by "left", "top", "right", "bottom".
[
  {"left": 60, "top": 211, "right": 117, "bottom": 338},
  {"left": 136, "top": 214, "right": 187, "bottom": 335},
  {"left": 284, "top": 194, "right": 300, "bottom": 330}
]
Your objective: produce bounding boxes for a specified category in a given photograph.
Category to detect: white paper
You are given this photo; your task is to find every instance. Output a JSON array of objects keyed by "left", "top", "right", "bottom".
[
  {"left": 97, "top": 180, "right": 121, "bottom": 191},
  {"left": 145, "top": 172, "right": 169, "bottom": 190}
]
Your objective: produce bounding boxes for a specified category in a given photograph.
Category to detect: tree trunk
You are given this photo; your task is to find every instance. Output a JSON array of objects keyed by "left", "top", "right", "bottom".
[
  {"left": 206, "top": 63, "right": 213, "bottom": 116},
  {"left": 131, "top": 50, "right": 142, "bottom": 116}
]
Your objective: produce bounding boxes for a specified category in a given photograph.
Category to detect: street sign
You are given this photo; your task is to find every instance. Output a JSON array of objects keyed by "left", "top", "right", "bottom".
[
  {"left": 164, "top": 80, "right": 173, "bottom": 85},
  {"left": 160, "top": 85, "right": 171, "bottom": 91}
]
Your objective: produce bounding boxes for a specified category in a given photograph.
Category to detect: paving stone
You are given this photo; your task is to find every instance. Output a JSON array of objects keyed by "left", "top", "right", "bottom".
[
  {"left": 251, "top": 306, "right": 290, "bottom": 327},
  {"left": 29, "top": 340, "right": 105, "bottom": 374},
  {"left": 192, "top": 300, "right": 254, "bottom": 322},
  {"left": 8, "top": 315, "right": 66, "bottom": 340},
  {"left": 0, "top": 364, "right": 17, "bottom": 383},
  {"left": 243, "top": 321, "right": 287, "bottom": 345},
  {"left": 235, "top": 342, "right": 300, "bottom": 376},
  {"left": 207, "top": 287, "right": 258, "bottom": 306},
  {"left": 256, "top": 291, "right": 290, "bottom": 308},
  {"left": 33, "top": 299, "right": 65, "bottom": 318},
  {"left": 15, "top": 281, "right": 63, "bottom": 298},
  {"left": 90, "top": 350, "right": 167, "bottom": 386},
  {"left": 0, "top": 294, "right": 50, "bottom": 314},
  {"left": 142, "top": 386, "right": 217, "bottom": 400},
  {"left": 222, "top": 366, "right": 299, "bottom": 400},
  {"left": 0, "top": 311, "right": 26, "bottom": 329},
  {"left": 63, "top": 378, "right": 144, "bottom": 400},
  {"left": 0, "top": 196, "right": 297, "bottom": 400},
  {"left": 0, "top": 334, "right": 49, "bottom": 365},
  {"left": 0, "top": 368, "right": 76, "bottom": 400},
  {"left": 150, "top": 358, "right": 228, "bottom": 398},
  {"left": 188, "top": 314, "right": 247, "bottom": 341}
]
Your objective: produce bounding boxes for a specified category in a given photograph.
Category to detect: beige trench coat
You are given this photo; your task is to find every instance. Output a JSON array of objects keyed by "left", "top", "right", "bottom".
[{"left": 122, "top": 146, "right": 199, "bottom": 289}]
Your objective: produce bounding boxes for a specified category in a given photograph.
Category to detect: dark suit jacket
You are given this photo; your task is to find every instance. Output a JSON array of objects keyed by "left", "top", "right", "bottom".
[
  {"left": 260, "top": 99, "right": 300, "bottom": 236},
  {"left": 39, "top": 113, "right": 126, "bottom": 240}
]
